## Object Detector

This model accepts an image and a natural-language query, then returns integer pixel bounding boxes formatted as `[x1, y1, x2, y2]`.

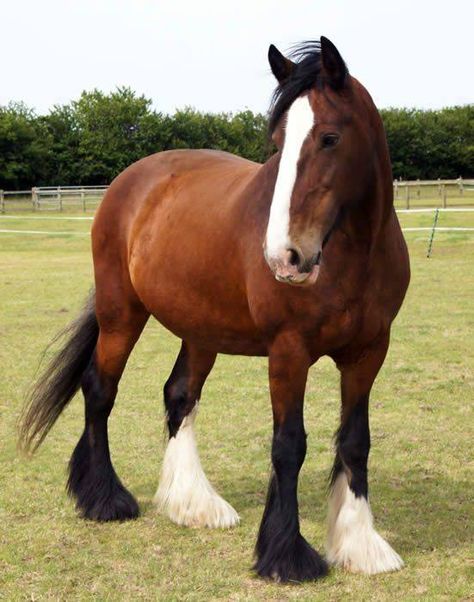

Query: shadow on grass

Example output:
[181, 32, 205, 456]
[131, 464, 472, 556]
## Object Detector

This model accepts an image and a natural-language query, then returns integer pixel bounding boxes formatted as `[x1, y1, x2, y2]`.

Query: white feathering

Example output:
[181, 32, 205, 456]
[154, 407, 240, 528]
[327, 472, 404, 574]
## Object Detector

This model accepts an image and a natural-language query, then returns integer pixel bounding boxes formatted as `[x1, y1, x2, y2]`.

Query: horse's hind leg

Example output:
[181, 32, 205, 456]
[327, 333, 404, 573]
[154, 341, 239, 528]
[67, 304, 149, 521]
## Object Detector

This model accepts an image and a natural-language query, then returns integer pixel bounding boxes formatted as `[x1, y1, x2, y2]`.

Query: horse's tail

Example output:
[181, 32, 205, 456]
[19, 290, 99, 453]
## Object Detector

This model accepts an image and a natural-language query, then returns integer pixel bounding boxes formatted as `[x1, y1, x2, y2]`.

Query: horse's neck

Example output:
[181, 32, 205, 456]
[242, 154, 280, 219]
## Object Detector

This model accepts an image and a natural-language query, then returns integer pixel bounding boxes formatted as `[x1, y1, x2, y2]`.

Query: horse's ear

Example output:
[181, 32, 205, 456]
[320, 36, 348, 90]
[268, 44, 295, 83]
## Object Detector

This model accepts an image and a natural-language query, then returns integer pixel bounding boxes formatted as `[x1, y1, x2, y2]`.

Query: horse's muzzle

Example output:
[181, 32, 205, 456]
[265, 247, 322, 286]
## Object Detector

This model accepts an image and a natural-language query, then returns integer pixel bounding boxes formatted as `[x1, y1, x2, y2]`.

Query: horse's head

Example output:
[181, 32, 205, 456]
[264, 37, 384, 286]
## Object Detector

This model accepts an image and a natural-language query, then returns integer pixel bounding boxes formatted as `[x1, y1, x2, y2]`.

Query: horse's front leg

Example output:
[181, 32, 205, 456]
[255, 333, 328, 582]
[327, 333, 404, 574]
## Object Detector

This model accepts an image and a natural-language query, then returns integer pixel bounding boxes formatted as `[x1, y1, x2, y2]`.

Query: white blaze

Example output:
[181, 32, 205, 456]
[265, 95, 315, 257]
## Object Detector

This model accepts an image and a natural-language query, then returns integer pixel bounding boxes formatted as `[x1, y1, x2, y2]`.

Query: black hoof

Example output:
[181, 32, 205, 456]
[67, 433, 139, 522]
[78, 481, 139, 522]
[254, 533, 328, 583]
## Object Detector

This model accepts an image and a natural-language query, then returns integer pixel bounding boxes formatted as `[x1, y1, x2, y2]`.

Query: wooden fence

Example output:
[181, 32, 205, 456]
[393, 178, 474, 209]
[0, 186, 108, 213]
[1, 180, 474, 213]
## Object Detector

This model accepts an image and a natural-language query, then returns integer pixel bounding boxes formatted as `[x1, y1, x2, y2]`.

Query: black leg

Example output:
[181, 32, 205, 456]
[330, 396, 370, 499]
[67, 316, 147, 521]
[67, 357, 139, 521]
[255, 334, 328, 582]
[163, 341, 199, 438]
[255, 416, 328, 581]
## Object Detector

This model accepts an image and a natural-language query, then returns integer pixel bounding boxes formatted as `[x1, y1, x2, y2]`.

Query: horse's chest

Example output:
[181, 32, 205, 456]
[302, 298, 362, 355]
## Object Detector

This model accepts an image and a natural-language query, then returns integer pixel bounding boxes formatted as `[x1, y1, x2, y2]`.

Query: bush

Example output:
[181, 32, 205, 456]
[0, 88, 472, 189]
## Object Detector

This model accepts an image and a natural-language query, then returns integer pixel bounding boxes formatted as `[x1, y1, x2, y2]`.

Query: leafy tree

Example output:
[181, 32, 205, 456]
[381, 105, 474, 179]
[0, 89, 472, 189]
[0, 103, 52, 189]
[40, 104, 81, 184]
[72, 87, 163, 184]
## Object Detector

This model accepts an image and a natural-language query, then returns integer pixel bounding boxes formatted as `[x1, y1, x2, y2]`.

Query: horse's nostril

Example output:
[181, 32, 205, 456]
[287, 248, 301, 267]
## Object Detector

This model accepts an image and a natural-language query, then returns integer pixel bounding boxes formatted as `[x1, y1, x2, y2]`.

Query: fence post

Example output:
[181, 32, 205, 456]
[426, 208, 439, 258]
[442, 184, 447, 208]
[416, 178, 421, 198]
[58, 186, 63, 211]
[81, 190, 86, 212]
[458, 176, 464, 196]
[405, 184, 410, 209]
[31, 186, 38, 210]
[0, 190, 4, 214]
[438, 177, 442, 197]
[394, 180, 398, 200]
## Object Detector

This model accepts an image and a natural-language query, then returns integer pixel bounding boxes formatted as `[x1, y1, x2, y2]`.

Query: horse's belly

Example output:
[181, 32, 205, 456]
[130, 245, 267, 355]
[143, 296, 267, 356]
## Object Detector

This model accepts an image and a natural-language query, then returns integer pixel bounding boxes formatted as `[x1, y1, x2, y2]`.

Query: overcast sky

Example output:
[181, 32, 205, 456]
[2, 0, 473, 115]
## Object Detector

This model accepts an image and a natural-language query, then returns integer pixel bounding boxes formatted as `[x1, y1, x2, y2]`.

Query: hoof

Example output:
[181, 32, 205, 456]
[327, 529, 404, 575]
[156, 408, 240, 528]
[155, 486, 239, 529]
[327, 472, 404, 574]
[68, 432, 139, 522]
[255, 533, 328, 583]
[80, 485, 140, 522]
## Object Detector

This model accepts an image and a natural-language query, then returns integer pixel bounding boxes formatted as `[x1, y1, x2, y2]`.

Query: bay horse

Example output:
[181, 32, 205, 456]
[20, 37, 410, 582]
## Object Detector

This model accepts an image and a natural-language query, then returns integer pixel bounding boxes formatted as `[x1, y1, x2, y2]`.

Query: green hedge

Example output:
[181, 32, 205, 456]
[1, 87, 472, 189]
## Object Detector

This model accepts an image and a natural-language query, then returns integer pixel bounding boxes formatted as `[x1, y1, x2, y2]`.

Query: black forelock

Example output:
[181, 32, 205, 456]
[268, 41, 322, 134]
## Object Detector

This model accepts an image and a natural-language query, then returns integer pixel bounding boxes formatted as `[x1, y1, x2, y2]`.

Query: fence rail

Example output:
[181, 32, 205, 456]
[1, 179, 474, 214]
[1, 208, 472, 260]
[393, 177, 474, 209]
[0, 186, 109, 213]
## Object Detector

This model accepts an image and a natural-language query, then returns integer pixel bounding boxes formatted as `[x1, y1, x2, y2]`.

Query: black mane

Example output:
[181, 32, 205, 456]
[268, 41, 323, 134]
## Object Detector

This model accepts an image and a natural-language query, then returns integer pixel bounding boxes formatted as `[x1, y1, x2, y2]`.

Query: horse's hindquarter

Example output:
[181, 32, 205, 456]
[123, 150, 267, 353]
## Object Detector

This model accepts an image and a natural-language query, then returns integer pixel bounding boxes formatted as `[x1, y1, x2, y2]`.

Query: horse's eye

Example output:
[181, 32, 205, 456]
[321, 133, 340, 149]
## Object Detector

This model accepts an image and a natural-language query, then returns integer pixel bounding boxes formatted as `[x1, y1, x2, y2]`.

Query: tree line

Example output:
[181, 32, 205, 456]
[0, 87, 472, 189]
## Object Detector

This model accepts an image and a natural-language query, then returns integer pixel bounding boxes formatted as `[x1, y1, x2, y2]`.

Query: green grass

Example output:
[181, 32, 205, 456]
[0, 212, 473, 600]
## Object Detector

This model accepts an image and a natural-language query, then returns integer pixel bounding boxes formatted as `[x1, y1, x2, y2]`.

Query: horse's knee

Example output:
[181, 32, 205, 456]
[338, 434, 370, 467]
[163, 377, 195, 438]
[272, 420, 307, 475]
[336, 404, 370, 497]
[81, 359, 117, 419]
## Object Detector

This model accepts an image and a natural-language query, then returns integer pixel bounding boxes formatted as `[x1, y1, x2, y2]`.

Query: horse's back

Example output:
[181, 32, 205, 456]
[92, 148, 260, 269]
[100, 149, 259, 212]
[91, 149, 265, 351]
[92, 149, 260, 251]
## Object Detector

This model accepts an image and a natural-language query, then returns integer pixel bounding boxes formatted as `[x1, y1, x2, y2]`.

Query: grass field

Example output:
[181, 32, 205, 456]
[0, 211, 473, 600]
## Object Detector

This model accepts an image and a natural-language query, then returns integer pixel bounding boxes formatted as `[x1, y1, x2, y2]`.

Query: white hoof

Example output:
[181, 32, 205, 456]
[327, 473, 403, 574]
[154, 407, 240, 529]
